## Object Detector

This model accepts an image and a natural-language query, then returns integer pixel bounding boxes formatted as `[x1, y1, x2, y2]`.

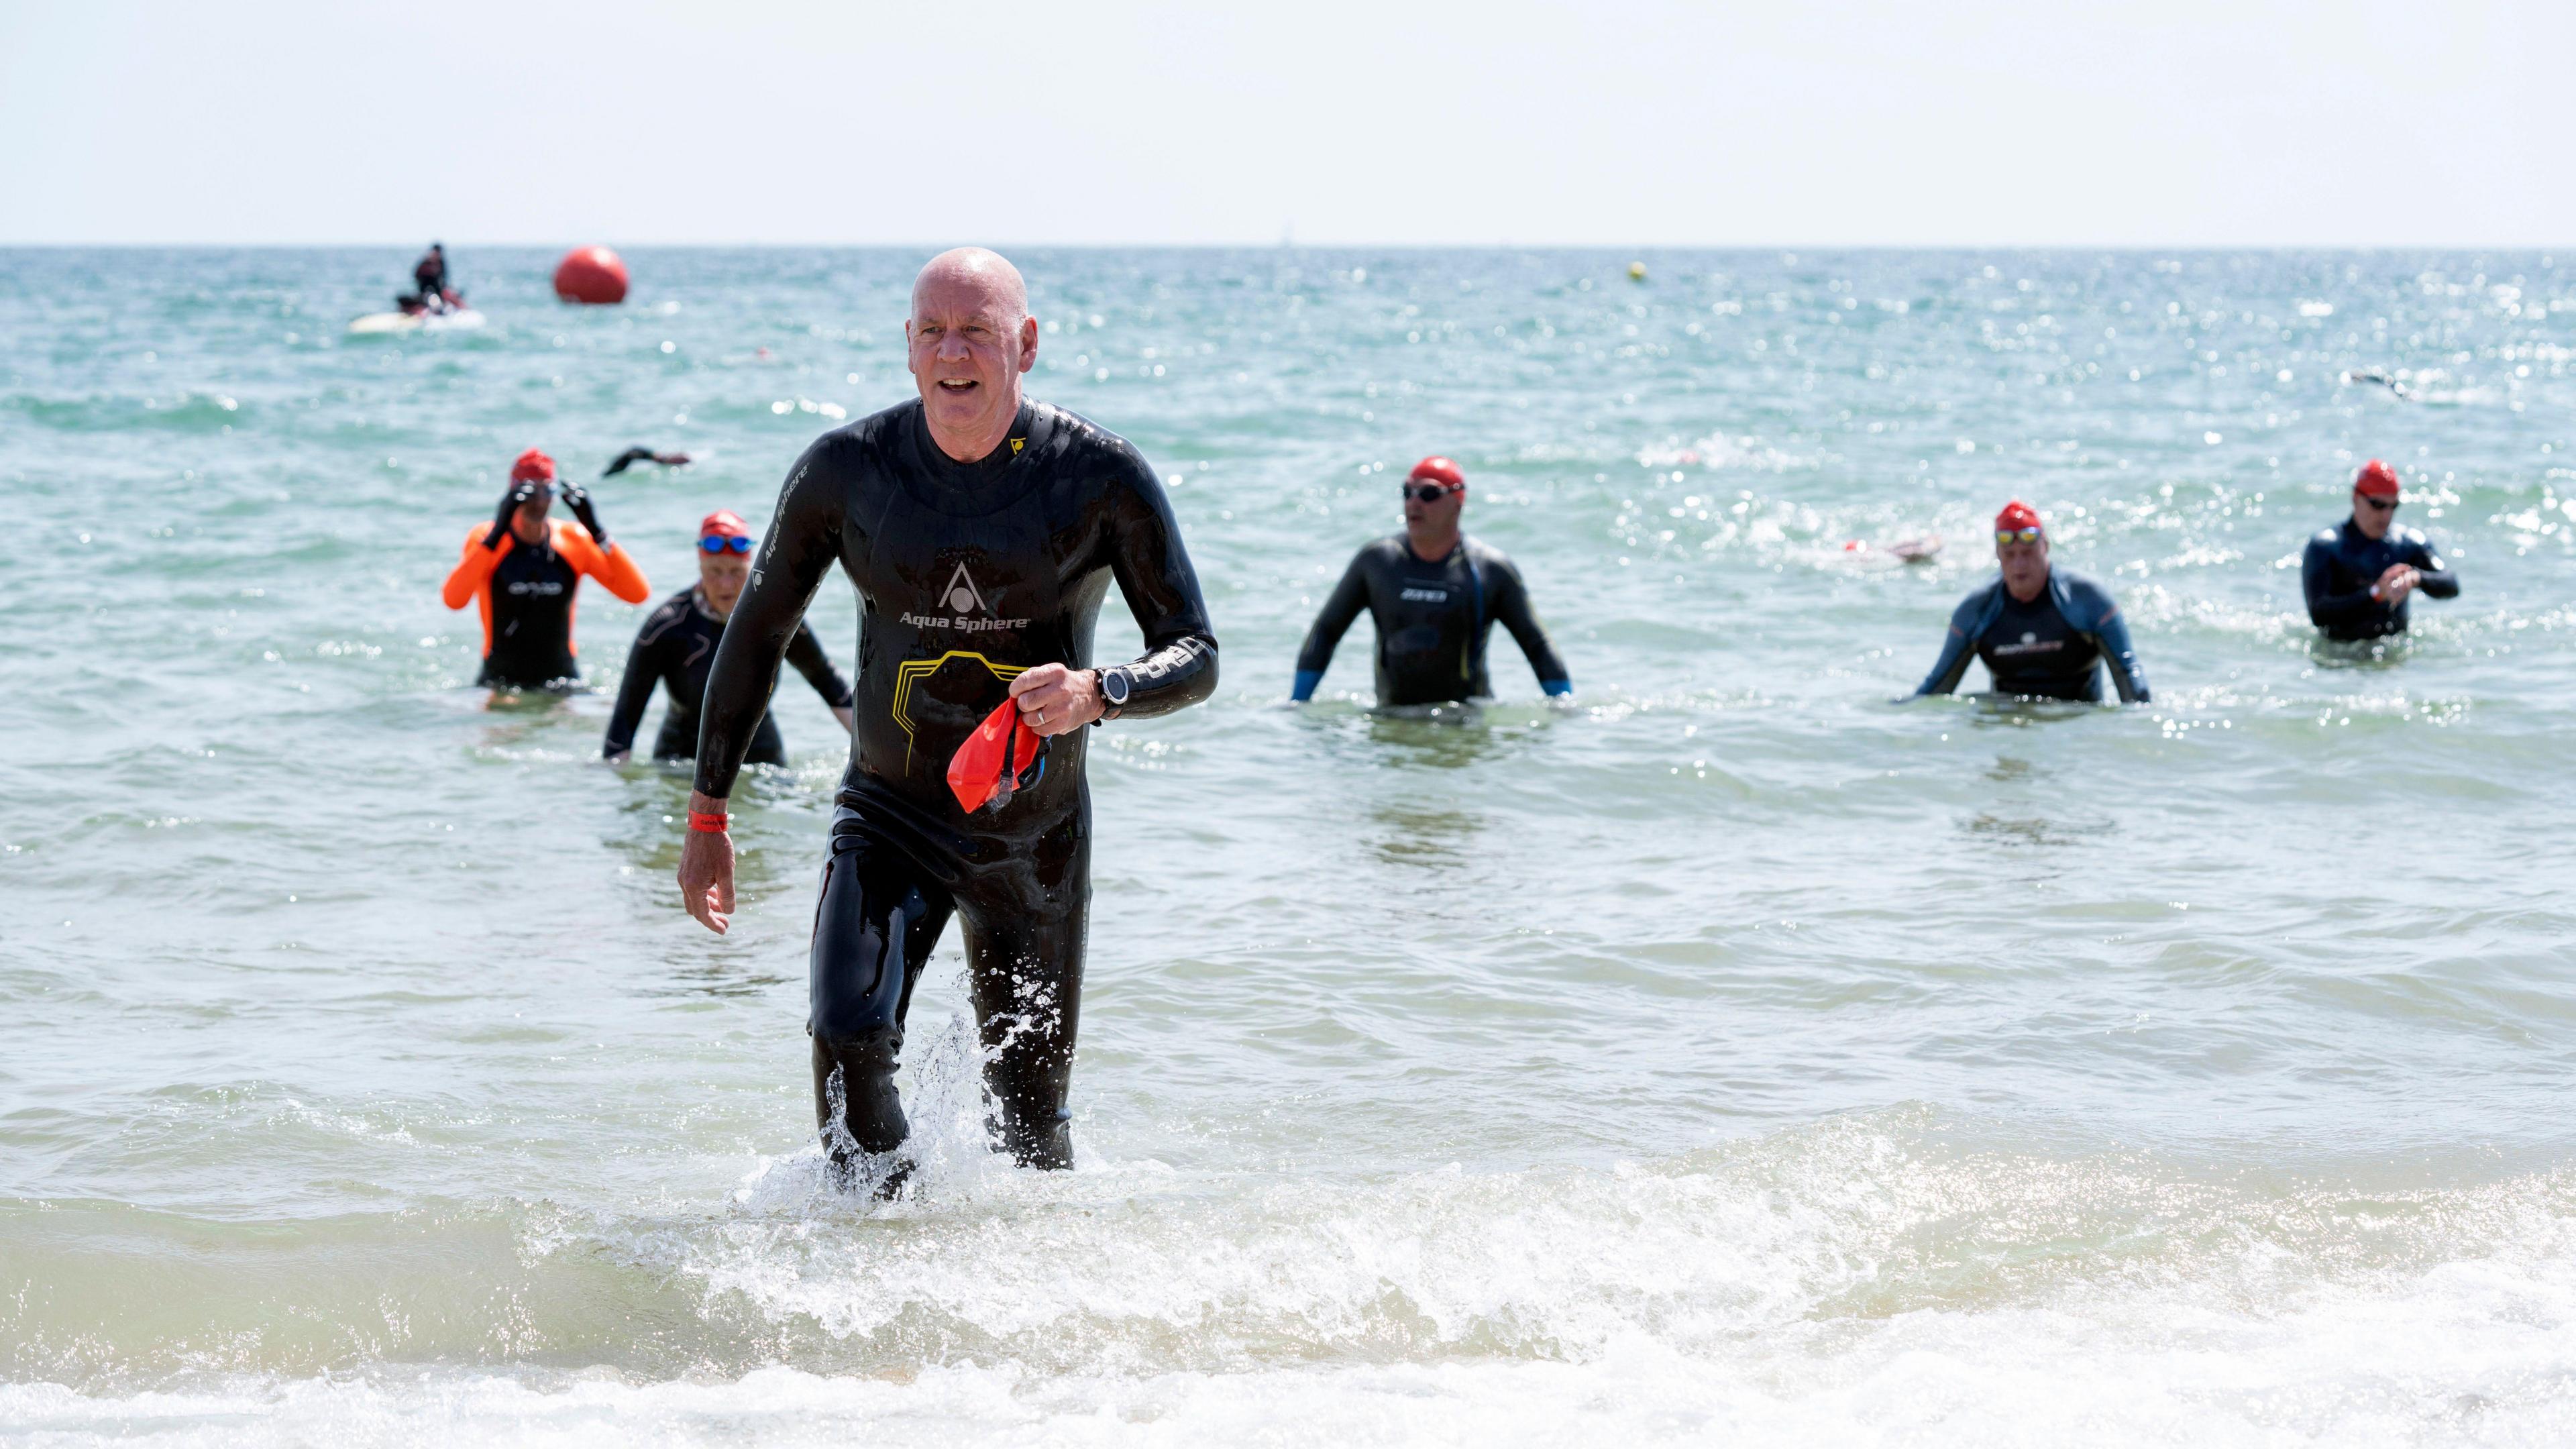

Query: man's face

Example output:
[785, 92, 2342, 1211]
[907, 271, 1037, 444]
[2352, 490, 2399, 541]
[1996, 530, 2050, 598]
[698, 548, 751, 611]
[512, 488, 552, 543]
[1403, 480, 1464, 532]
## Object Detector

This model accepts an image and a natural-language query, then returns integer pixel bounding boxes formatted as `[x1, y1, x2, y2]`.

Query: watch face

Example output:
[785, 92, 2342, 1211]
[1103, 668, 1130, 704]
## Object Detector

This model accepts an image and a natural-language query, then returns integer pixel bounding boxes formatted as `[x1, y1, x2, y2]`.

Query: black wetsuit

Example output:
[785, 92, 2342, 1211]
[604, 588, 853, 763]
[482, 539, 585, 688]
[409, 252, 447, 309]
[1291, 535, 1570, 705]
[696, 398, 1216, 1174]
[2302, 519, 2457, 641]
[1915, 568, 2150, 703]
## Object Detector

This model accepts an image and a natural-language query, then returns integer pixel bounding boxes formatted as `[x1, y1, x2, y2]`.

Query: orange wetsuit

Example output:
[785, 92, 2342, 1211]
[441, 519, 650, 688]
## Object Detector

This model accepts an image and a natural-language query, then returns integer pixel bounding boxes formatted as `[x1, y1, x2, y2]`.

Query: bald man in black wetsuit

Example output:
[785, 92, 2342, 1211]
[677, 249, 1217, 1188]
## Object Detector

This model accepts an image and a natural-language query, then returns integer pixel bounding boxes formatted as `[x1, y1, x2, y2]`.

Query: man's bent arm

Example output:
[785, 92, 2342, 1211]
[1914, 601, 1981, 697]
[602, 629, 661, 759]
[1488, 559, 1572, 696]
[1100, 451, 1219, 718]
[696, 443, 847, 798]
[2406, 537, 2460, 599]
[786, 619, 858, 710]
[1291, 556, 1370, 700]
[2091, 606, 2151, 704]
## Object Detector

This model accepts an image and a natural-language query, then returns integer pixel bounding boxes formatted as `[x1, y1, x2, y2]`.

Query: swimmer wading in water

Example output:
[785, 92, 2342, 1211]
[676, 248, 1217, 1187]
[2301, 459, 2457, 641]
[1913, 500, 2149, 704]
[604, 509, 856, 765]
[441, 448, 650, 690]
[1291, 456, 1570, 706]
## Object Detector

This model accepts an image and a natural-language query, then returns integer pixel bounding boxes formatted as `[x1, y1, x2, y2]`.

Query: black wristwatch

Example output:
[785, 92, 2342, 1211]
[1096, 665, 1132, 721]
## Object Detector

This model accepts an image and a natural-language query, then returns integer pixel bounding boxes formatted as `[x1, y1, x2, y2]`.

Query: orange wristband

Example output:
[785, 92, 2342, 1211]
[688, 810, 729, 833]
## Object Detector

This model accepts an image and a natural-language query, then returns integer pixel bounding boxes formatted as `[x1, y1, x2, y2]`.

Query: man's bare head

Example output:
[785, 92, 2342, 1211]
[907, 248, 1040, 461]
[912, 248, 1028, 324]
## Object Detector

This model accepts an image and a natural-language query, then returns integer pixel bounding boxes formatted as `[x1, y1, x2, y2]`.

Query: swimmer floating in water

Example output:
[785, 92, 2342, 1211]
[2302, 459, 2457, 642]
[1913, 500, 2149, 704]
[1291, 456, 1571, 706]
[439, 448, 650, 690]
[600, 446, 693, 477]
[604, 510, 855, 765]
[2344, 368, 2414, 400]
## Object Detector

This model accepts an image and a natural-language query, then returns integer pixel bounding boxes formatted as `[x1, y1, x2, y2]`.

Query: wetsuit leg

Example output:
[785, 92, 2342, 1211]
[953, 812, 1089, 1170]
[809, 818, 953, 1176]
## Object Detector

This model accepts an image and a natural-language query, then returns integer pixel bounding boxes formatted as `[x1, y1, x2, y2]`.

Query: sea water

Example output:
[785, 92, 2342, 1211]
[3, 246, 2573, 1444]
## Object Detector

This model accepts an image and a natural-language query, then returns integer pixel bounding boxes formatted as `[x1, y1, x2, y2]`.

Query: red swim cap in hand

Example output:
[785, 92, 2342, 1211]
[1408, 455, 1466, 489]
[947, 698, 1046, 814]
[2354, 460, 2400, 498]
[1994, 499, 2043, 534]
[512, 448, 557, 484]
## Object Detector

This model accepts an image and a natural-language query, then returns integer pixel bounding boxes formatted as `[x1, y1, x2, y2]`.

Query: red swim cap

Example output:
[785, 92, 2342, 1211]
[2353, 459, 2400, 498]
[511, 448, 557, 484]
[700, 509, 751, 539]
[1994, 499, 2043, 534]
[1409, 455, 1466, 488]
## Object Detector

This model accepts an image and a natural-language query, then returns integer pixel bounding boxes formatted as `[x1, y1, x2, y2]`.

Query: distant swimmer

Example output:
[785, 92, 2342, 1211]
[2344, 368, 2414, 401]
[676, 248, 1217, 1188]
[403, 242, 459, 315]
[1291, 456, 1571, 706]
[1914, 500, 2150, 703]
[2302, 459, 2457, 641]
[604, 510, 855, 765]
[600, 446, 694, 477]
[440, 448, 651, 690]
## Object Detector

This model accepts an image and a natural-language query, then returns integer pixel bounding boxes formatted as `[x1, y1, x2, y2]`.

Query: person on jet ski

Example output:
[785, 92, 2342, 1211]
[402, 244, 458, 314]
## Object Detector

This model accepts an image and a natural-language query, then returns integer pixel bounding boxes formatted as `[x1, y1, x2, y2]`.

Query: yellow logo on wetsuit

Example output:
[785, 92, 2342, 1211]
[889, 649, 1032, 771]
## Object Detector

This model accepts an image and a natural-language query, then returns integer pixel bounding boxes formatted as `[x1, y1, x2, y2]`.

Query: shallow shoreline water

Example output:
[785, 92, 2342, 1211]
[3, 246, 2572, 1444]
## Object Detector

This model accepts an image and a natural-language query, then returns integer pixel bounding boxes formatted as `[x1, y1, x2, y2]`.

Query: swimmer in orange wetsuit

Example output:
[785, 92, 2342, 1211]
[441, 447, 651, 689]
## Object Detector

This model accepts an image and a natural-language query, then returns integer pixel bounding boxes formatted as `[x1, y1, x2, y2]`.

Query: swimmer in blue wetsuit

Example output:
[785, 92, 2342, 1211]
[1291, 456, 1571, 706]
[2301, 458, 2458, 642]
[1914, 499, 2150, 704]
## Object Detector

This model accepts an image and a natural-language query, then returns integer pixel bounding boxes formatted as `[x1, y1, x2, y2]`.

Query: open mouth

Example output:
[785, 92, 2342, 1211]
[936, 378, 978, 393]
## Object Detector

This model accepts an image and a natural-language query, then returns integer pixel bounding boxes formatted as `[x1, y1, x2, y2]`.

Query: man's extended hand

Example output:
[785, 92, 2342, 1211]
[1007, 663, 1104, 737]
[2375, 562, 2420, 606]
[677, 789, 736, 934]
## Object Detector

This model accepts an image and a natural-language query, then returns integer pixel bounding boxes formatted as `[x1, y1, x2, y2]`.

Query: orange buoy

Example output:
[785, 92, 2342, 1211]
[553, 246, 629, 305]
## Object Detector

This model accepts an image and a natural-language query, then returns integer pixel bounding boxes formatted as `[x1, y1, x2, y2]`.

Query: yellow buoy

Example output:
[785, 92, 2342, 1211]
[1627, 261, 1648, 281]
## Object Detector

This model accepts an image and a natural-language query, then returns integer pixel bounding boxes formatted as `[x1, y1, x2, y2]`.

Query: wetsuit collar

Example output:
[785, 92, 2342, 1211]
[911, 400, 1038, 470]
[901, 400, 1051, 515]
[1405, 531, 1462, 565]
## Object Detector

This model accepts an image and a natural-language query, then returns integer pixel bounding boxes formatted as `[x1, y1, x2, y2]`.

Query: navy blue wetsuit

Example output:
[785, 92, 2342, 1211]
[1915, 568, 2149, 703]
[2301, 519, 2457, 641]
[604, 587, 853, 763]
[1291, 535, 1570, 705]
[694, 398, 1216, 1176]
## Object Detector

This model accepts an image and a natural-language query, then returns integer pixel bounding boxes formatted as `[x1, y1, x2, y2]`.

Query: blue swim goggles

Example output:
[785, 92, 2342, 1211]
[698, 534, 754, 554]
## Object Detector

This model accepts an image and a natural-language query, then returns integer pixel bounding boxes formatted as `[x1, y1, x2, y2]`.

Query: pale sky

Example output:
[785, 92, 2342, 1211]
[5, 0, 2568, 246]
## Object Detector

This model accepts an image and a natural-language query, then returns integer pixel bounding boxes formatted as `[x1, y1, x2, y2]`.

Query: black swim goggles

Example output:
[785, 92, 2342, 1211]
[2357, 495, 2400, 513]
[1405, 482, 1464, 504]
[698, 535, 755, 554]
